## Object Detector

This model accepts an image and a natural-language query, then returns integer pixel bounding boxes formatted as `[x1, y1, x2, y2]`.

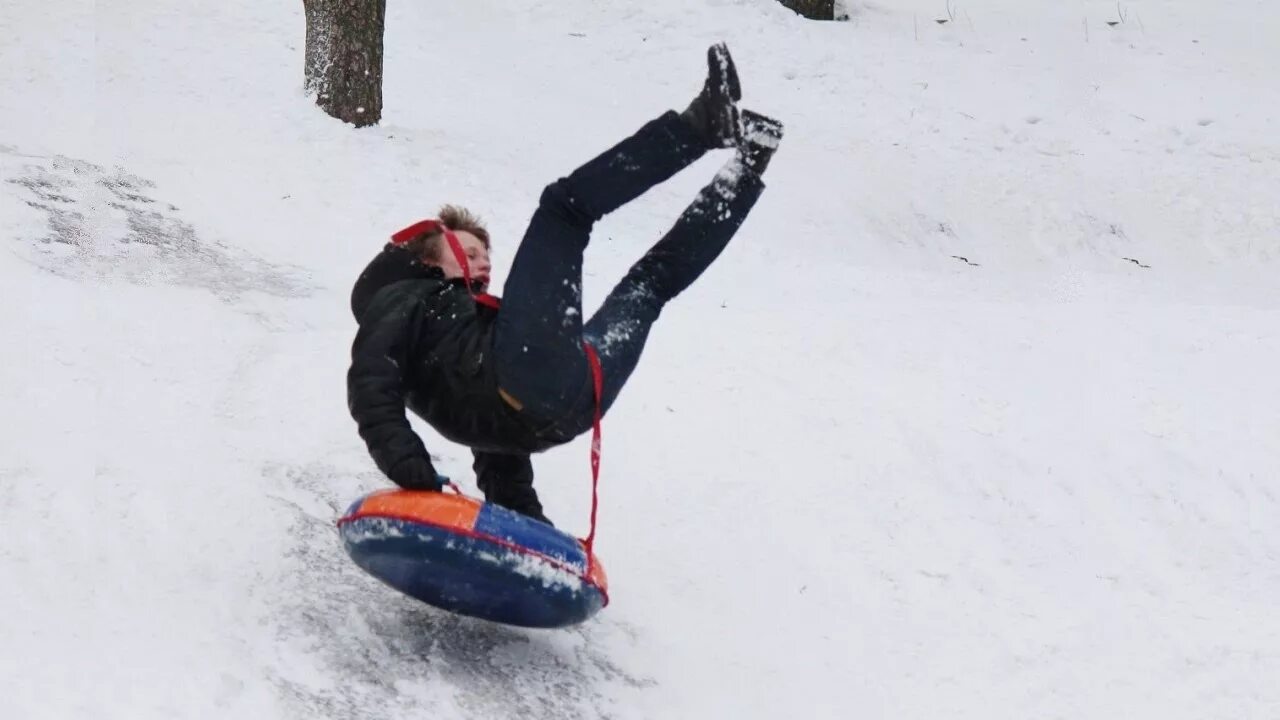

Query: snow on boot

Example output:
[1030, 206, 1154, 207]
[739, 109, 784, 175]
[680, 43, 743, 148]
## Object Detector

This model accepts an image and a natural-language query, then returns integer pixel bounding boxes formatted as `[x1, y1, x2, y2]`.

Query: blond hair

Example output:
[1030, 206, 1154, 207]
[402, 204, 491, 262]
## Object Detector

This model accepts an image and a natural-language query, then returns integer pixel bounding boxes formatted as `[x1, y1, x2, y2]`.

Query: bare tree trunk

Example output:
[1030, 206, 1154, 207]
[303, 0, 386, 127]
[777, 0, 835, 20]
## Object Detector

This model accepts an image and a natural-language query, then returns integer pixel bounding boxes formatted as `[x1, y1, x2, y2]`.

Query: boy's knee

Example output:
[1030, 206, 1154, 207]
[540, 181, 597, 229]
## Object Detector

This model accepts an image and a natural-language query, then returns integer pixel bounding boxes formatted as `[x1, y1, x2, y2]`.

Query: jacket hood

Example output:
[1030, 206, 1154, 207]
[350, 243, 444, 322]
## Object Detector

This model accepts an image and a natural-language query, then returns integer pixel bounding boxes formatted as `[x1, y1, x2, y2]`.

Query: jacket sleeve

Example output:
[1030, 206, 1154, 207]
[347, 282, 432, 479]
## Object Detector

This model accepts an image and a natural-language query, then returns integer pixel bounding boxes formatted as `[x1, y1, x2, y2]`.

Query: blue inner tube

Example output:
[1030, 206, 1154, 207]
[339, 491, 608, 629]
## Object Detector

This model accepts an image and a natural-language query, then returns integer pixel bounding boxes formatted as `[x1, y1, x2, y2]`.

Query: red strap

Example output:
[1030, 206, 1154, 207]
[389, 219, 499, 308]
[582, 342, 604, 577]
[441, 227, 501, 309]
[391, 219, 442, 245]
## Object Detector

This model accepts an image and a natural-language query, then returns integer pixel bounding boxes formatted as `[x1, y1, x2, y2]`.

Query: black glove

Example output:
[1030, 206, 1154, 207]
[388, 456, 443, 492]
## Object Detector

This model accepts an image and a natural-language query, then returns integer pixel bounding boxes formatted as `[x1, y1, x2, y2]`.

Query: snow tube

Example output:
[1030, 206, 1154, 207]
[337, 489, 609, 628]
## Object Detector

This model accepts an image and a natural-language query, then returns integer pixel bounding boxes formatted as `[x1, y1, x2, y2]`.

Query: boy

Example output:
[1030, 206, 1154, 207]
[348, 44, 782, 525]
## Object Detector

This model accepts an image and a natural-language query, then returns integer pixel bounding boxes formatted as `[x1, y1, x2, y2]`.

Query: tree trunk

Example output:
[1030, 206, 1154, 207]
[777, 0, 835, 21]
[303, 0, 386, 127]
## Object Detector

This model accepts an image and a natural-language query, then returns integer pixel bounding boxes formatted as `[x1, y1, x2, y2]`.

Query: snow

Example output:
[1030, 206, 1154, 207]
[2, 0, 1278, 718]
[481, 550, 584, 593]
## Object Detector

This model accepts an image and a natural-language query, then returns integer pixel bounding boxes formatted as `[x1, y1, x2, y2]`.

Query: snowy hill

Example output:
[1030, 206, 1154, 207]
[2, 1, 1277, 718]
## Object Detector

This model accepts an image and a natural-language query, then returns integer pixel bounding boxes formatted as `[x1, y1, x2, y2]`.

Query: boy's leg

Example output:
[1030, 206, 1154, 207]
[493, 44, 747, 427]
[578, 111, 782, 417]
[582, 153, 768, 416]
[473, 450, 551, 525]
[493, 111, 708, 424]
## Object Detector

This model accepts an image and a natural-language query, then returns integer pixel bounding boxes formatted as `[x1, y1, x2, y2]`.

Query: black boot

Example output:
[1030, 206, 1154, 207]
[474, 452, 554, 526]
[680, 43, 743, 148]
[481, 476, 553, 526]
[491, 490, 554, 527]
[738, 109, 784, 176]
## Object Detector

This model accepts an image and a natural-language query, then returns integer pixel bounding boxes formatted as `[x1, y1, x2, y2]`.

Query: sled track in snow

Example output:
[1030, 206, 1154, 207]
[1, 145, 313, 303]
[262, 462, 655, 720]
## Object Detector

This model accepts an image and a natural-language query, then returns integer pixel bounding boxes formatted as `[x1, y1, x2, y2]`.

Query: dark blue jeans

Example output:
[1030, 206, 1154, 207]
[492, 110, 766, 441]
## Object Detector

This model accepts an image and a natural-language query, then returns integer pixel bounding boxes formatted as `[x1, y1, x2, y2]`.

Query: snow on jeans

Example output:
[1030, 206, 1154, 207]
[492, 109, 766, 441]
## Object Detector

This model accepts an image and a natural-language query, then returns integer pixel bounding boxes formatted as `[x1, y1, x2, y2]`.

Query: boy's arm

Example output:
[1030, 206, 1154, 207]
[347, 283, 440, 490]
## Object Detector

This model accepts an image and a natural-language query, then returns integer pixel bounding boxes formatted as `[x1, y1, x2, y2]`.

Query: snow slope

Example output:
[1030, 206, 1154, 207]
[2, 0, 1277, 718]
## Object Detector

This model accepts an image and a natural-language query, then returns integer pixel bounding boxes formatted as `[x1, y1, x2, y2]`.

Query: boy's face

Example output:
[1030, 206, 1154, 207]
[434, 231, 492, 290]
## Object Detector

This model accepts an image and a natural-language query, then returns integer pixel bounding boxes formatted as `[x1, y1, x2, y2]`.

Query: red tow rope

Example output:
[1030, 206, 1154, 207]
[392, 219, 606, 589]
[582, 342, 604, 575]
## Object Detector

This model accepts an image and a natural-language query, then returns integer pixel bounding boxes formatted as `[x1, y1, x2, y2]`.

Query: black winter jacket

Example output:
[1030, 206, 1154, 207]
[346, 245, 561, 482]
